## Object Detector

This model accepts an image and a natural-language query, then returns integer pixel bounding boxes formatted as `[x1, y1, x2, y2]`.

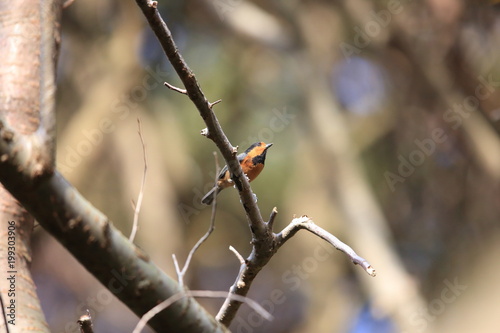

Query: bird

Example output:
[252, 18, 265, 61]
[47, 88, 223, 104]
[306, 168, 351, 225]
[201, 142, 273, 205]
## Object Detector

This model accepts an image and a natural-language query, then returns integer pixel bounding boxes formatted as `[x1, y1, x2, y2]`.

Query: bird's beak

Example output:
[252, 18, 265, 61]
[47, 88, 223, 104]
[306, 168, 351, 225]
[265, 143, 273, 150]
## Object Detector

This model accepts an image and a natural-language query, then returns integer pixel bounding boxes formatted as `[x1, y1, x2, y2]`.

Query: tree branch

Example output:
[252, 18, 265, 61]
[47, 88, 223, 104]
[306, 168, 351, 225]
[0, 122, 229, 332]
[275, 216, 376, 276]
[133, 290, 273, 333]
[216, 213, 375, 325]
[0, 1, 62, 332]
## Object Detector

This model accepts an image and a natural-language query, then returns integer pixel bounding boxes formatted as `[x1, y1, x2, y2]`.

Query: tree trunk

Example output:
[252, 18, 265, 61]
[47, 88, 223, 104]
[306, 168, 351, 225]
[0, 0, 60, 331]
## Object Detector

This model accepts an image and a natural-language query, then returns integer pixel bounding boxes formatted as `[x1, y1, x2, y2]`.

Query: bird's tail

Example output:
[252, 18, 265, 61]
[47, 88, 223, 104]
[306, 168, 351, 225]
[201, 187, 220, 205]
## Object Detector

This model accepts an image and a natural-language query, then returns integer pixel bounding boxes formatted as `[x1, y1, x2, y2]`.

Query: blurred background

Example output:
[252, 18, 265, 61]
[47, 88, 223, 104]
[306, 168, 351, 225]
[31, 0, 500, 332]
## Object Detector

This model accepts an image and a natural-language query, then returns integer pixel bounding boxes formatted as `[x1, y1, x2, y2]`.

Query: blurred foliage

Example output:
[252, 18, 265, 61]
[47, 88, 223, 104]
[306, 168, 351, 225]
[31, 0, 500, 332]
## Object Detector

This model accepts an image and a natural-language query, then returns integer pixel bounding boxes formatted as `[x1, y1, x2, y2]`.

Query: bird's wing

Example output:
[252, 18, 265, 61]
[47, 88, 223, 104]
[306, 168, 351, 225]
[215, 152, 247, 181]
[237, 152, 246, 163]
[217, 164, 229, 180]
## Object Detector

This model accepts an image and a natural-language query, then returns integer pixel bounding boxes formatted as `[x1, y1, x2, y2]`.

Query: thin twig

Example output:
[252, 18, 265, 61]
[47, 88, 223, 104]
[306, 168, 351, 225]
[172, 254, 182, 286]
[173, 152, 220, 288]
[209, 99, 222, 108]
[276, 216, 376, 277]
[164, 82, 187, 95]
[129, 118, 147, 243]
[133, 290, 273, 333]
[229, 245, 245, 265]
[267, 207, 278, 231]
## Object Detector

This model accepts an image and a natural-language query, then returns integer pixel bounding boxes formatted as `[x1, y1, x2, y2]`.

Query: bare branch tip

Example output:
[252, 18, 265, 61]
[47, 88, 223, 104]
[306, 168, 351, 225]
[365, 264, 377, 277]
[164, 82, 187, 95]
[267, 207, 279, 230]
[148, 0, 158, 8]
[172, 254, 179, 270]
[229, 245, 245, 265]
[209, 99, 222, 108]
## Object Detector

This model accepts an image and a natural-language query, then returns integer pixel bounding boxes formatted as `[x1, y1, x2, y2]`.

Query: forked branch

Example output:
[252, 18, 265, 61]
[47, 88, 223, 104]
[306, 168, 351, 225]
[216, 213, 375, 325]
[276, 216, 376, 276]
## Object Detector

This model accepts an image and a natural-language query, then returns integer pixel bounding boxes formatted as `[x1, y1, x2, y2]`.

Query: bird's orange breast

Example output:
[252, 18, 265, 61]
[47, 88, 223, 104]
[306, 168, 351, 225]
[241, 158, 264, 182]
[216, 155, 266, 190]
